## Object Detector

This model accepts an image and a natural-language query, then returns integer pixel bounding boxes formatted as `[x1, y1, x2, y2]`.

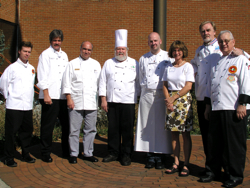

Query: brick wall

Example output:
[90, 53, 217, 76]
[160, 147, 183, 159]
[0, 0, 16, 23]
[4, 0, 250, 68]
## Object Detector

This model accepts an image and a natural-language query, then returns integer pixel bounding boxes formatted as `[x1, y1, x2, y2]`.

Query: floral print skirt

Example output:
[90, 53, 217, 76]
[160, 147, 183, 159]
[166, 91, 193, 132]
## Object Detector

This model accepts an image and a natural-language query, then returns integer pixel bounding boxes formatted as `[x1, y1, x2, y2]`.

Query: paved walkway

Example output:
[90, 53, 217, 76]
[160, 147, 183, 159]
[0, 135, 250, 188]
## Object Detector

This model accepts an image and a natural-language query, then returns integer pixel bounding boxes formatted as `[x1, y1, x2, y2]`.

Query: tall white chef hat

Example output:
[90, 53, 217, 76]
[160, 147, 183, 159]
[115, 29, 128, 48]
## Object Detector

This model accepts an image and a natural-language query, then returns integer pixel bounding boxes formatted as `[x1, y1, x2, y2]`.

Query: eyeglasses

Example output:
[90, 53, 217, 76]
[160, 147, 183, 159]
[218, 39, 232, 45]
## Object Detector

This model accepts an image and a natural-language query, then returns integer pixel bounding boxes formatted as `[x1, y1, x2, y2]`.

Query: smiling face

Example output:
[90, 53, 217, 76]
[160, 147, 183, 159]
[172, 48, 183, 61]
[115, 47, 127, 62]
[200, 23, 216, 44]
[50, 37, 62, 52]
[218, 32, 235, 56]
[80, 42, 93, 60]
[18, 46, 32, 63]
[148, 32, 162, 54]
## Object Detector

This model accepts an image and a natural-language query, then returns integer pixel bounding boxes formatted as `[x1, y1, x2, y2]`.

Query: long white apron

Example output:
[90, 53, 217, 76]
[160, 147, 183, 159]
[134, 88, 172, 154]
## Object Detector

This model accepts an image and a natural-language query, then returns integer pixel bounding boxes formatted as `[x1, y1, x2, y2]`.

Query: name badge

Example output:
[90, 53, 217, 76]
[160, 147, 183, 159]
[75, 68, 80, 70]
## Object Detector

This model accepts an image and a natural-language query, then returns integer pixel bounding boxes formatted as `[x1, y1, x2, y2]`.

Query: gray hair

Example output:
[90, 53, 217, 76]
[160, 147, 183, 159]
[49, 29, 64, 42]
[80, 41, 94, 50]
[218, 30, 234, 40]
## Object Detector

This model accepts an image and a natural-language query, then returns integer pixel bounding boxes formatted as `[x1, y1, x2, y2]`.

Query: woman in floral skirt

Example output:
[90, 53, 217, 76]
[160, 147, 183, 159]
[162, 40, 195, 177]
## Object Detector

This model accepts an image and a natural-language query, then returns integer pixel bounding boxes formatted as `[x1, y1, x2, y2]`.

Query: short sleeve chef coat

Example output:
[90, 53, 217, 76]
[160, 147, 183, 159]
[205, 54, 250, 110]
[62, 56, 101, 110]
[37, 46, 68, 100]
[0, 58, 35, 110]
[99, 57, 139, 104]
[139, 49, 174, 90]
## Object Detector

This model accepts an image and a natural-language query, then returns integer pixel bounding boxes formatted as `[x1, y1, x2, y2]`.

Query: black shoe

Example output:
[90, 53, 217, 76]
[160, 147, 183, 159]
[42, 155, 53, 163]
[198, 175, 214, 183]
[155, 161, 164, 169]
[69, 157, 77, 164]
[223, 179, 243, 188]
[121, 156, 131, 166]
[102, 154, 118, 162]
[5, 158, 17, 167]
[23, 155, 36, 163]
[83, 156, 98, 162]
[145, 161, 155, 169]
[199, 169, 207, 176]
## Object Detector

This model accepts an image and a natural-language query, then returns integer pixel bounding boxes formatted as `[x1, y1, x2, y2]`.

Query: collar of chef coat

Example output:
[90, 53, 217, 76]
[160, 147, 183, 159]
[17, 58, 29, 68]
[148, 49, 163, 64]
[204, 38, 217, 46]
[49, 45, 62, 58]
[114, 57, 127, 68]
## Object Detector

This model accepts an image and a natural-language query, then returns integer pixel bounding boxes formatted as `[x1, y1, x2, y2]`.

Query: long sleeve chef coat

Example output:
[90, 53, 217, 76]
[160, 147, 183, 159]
[99, 57, 139, 104]
[191, 38, 250, 101]
[37, 46, 68, 100]
[62, 56, 101, 110]
[205, 54, 250, 111]
[191, 39, 222, 101]
[139, 49, 174, 90]
[0, 58, 35, 110]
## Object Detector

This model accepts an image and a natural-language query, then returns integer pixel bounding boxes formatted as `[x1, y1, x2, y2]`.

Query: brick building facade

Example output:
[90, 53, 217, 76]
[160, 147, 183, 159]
[0, 0, 250, 69]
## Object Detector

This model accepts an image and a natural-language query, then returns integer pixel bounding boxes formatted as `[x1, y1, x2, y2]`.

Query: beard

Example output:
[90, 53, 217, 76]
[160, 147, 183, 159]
[115, 51, 128, 62]
[203, 36, 212, 43]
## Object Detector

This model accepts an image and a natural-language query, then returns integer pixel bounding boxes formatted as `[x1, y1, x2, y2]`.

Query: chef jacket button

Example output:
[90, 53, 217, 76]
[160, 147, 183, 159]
[148, 82, 150, 83]
[121, 81, 122, 82]
[218, 101, 220, 103]
[205, 73, 206, 74]
[123, 73, 125, 75]
[206, 83, 207, 84]
[158, 67, 160, 69]
[119, 89, 121, 91]
[206, 62, 208, 64]
[115, 72, 117, 74]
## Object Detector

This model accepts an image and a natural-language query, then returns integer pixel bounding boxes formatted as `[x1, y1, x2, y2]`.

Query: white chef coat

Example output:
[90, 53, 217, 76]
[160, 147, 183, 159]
[205, 54, 250, 111]
[191, 38, 250, 101]
[191, 39, 222, 101]
[99, 57, 139, 104]
[134, 49, 173, 154]
[162, 62, 195, 90]
[62, 56, 101, 110]
[139, 49, 174, 90]
[37, 46, 68, 100]
[0, 58, 35, 110]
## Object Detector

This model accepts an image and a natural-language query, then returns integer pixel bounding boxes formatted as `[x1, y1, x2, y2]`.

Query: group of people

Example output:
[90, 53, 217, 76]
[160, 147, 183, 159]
[0, 20, 250, 188]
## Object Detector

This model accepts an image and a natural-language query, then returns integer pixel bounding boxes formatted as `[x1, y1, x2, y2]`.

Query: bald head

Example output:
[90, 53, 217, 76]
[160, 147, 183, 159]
[148, 32, 162, 54]
[80, 41, 93, 60]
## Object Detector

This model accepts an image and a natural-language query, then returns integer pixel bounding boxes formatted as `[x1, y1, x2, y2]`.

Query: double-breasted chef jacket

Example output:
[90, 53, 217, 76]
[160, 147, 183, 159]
[37, 46, 68, 100]
[0, 58, 35, 160]
[205, 54, 250, 110]
[204, 53, 250, 181]
[0, 58, 35, 110]
[36, 45, 70, 157]
[134, 49, 174, 154]
[62, 56, 101, 110]
[99, 57, 140, 103]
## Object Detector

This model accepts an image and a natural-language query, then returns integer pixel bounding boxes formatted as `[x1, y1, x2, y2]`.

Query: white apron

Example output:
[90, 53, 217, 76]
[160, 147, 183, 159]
[134, 87, 172, 154]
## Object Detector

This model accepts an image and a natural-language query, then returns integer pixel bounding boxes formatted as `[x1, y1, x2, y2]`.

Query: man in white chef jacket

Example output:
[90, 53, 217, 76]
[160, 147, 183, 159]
[37, 29, 70, 162]
[99, 29, 139, 166]
[0, 41, 36, 167]
[62, 41, 101, 164]
[134, 32, 173, 169]
[198, 30, 250, 188]
[191, 21, 249, 173]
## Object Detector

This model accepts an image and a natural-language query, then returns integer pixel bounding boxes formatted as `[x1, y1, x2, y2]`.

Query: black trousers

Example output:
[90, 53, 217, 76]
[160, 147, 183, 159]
[4, 109, 33, 160]
[197, 100, 210, 157]
[206, 110, 249, 181]
[107, 102, 135, 157]
[40, 99, 69, 156]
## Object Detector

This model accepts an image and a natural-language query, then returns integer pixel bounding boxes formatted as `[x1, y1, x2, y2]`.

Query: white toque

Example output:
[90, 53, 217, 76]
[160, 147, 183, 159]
[115, 29, 128, 48]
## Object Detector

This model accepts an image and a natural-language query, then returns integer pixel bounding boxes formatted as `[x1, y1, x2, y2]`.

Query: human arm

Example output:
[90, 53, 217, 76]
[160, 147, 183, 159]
[100, 96, 108, 112]
[163, 81, 174, 111]
[0, 65, 12, 99]
[66, 94, 74, 109]
[165, 81, 193, 105]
